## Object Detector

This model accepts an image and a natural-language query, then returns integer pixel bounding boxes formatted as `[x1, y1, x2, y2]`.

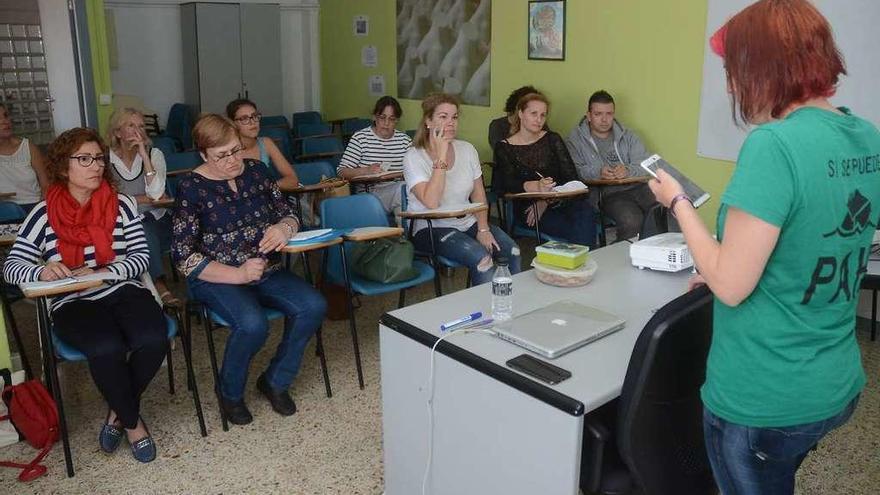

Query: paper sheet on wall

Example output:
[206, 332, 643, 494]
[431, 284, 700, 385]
[353, 15, 369, 36]
[369, 75, 386, 97]
[362, 45, 378, 67]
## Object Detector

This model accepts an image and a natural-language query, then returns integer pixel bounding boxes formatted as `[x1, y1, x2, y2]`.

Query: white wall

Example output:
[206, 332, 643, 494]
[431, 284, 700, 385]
[106, 0, 320, 126]
[38, 0, 83, 132]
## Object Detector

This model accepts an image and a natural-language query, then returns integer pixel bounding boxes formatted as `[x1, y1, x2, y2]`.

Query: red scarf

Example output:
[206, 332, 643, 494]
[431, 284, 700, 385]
[46, 180, 118, 268]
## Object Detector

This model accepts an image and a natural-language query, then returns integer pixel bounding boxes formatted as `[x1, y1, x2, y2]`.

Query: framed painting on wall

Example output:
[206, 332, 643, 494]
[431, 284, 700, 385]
[528, 0, 565, 61]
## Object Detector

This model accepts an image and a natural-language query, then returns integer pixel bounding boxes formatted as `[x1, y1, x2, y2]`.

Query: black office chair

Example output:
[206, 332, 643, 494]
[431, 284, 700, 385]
[580, 285, 717, 495]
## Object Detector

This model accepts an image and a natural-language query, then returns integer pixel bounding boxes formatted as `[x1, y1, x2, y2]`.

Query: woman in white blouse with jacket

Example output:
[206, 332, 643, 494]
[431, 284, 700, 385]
[107, 108, 176, 306]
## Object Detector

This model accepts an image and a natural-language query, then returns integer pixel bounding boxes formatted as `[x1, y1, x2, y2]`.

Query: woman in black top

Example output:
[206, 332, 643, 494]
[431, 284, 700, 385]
[493, 92, 596, 246]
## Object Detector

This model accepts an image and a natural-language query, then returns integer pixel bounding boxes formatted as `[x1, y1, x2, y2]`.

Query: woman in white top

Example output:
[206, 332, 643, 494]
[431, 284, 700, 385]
[403, 93, 521, 286]
[338, 96, 412, 215]
[0, 103, 49, 213]
[227, 98, 300, 191]
[107, 108, 177, 306]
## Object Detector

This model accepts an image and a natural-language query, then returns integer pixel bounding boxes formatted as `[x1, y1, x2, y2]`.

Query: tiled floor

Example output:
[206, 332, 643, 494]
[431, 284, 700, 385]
[1, 263, 878, 494]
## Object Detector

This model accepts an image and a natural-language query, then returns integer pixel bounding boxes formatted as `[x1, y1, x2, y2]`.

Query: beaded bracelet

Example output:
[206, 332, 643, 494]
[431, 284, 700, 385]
[669, 193, 693, 218]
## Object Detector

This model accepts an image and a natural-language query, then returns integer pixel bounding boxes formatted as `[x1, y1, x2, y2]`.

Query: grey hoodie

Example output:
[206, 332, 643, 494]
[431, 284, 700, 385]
[564, 117, 652, 181]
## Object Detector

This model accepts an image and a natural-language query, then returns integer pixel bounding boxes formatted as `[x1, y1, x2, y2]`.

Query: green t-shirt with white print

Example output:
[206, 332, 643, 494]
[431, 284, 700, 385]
[702, 107, 880, 427]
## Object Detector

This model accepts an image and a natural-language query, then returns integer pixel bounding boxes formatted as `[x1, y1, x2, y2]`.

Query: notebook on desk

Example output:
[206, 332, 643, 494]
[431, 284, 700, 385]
[494, 300, 625, 359]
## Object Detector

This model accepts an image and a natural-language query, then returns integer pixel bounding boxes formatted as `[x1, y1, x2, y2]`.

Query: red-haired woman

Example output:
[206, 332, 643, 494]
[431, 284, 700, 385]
[648, 1, 880, 493]
[3, 128, 166, 463]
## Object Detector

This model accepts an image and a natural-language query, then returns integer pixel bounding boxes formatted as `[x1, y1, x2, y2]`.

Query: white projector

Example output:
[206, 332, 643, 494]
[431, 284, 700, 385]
[629, 232, 693, 272]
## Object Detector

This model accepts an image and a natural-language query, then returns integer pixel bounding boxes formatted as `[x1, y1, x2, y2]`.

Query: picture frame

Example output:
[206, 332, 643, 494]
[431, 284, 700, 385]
[528, 0, 565, 61]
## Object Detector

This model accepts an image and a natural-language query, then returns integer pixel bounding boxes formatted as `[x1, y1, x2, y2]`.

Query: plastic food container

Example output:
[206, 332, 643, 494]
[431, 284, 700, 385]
[534, 241, 590, 269]
[531, 259, 598, 287]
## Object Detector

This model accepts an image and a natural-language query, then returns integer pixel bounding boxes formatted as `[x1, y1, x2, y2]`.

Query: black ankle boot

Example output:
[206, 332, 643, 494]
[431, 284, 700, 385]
[220, 397, 253, 425]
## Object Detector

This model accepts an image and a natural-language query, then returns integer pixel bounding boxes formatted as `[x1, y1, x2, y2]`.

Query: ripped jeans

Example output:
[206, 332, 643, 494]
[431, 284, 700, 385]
[413, 223, 521, 286]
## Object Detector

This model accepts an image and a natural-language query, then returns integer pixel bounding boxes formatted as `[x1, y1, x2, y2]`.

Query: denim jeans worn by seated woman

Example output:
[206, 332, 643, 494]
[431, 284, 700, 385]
[413, 223, 521, 286]
[189, 269, 327, 401]
[702, 395, 860, 495]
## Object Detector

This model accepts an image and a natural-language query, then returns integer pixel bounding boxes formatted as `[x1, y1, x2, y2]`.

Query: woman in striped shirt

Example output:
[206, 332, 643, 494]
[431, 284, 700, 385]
[3, 128, 167, 463]
[337, 96, 412, 215]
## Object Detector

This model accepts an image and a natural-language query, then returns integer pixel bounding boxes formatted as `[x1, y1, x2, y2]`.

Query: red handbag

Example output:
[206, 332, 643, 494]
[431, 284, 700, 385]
[0, 369, 58, 482]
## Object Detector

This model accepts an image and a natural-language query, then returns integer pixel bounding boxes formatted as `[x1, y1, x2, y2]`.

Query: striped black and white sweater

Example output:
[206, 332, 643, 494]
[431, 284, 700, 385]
[2, 193, 149, 311]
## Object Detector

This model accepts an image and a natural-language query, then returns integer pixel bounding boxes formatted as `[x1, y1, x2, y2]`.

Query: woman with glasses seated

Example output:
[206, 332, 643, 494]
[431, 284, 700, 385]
[172, 114, 325, 426]
[106, 107, 178, 306]
[3, 128, 167, 463]
[227, 98, 300, 190]
[337, 95, 411, 215]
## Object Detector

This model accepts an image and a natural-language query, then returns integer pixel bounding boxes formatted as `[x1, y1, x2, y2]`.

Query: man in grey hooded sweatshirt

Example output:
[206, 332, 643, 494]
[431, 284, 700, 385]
[565, 90, 659, 241]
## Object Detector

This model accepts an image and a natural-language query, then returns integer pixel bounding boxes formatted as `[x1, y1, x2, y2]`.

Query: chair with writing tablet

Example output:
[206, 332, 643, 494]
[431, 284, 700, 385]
[321, 194, 435, 388]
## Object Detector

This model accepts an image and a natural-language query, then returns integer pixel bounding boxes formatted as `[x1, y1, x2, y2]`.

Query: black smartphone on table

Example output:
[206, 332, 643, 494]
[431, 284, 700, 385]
[506, 354, 572, 385]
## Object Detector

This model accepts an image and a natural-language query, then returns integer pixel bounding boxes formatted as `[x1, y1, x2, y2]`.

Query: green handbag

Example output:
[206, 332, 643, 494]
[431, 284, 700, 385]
[350, 237, 419, 284]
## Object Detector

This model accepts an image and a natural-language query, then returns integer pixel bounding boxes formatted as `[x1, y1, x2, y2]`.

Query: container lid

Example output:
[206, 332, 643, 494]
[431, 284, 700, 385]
[534, 241, 590, 258]
[531, 258, 598, 277]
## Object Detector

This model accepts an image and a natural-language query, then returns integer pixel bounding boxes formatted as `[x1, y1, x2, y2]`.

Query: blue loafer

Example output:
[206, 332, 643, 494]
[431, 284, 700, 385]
[128, 418, 157, 463]
[98, 422, 124, 453]
[129, 435, 157, 463]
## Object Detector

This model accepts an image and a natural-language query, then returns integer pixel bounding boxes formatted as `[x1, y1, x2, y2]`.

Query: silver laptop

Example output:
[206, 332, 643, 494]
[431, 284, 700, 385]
[494, 300, 626, 359]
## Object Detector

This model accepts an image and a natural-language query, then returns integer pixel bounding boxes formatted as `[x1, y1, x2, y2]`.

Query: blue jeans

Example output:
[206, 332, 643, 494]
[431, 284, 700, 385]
[190, 269, 327, 401]
[534, 197, 597, 247]
[142, 213, 172, 279]
[702, 396, 860, 495]
[413, 223, 521, 286]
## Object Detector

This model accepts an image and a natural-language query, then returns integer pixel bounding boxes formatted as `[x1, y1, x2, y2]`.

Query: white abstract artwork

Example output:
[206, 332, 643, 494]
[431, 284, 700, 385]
[396, 0, 491, 106]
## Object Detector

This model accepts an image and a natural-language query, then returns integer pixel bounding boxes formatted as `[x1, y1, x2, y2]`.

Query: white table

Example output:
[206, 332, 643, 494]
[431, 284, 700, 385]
[379, 241, 692, 494]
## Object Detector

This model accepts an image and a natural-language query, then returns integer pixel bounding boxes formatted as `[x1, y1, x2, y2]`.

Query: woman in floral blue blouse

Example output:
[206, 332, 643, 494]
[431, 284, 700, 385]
[172, 114, 326, 426]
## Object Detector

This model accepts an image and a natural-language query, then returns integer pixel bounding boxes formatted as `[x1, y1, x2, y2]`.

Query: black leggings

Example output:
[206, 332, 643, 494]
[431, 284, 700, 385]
[53, 285, 168, 429]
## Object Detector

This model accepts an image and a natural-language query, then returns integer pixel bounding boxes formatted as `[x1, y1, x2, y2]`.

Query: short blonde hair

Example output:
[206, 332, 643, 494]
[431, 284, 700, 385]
[106, 107, 150, 151]
[192, 113, 240, 152]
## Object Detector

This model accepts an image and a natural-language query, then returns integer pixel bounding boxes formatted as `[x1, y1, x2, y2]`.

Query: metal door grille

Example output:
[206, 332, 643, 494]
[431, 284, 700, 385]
[0, 23, 54, 145]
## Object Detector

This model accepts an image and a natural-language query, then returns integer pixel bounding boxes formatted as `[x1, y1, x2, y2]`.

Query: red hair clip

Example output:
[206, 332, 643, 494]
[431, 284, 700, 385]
[710, 24, 727, 58]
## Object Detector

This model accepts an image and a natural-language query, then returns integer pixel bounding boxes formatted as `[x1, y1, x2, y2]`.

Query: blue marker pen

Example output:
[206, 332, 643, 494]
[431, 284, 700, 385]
[440, 312, 482, 332]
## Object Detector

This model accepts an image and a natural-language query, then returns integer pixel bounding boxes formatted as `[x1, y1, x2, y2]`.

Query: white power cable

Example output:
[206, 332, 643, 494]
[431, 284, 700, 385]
[421, 327, 497, 495]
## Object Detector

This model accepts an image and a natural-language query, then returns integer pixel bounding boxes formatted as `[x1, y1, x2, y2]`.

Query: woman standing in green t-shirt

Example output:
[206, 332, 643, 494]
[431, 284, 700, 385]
[649, 1, 880, 494]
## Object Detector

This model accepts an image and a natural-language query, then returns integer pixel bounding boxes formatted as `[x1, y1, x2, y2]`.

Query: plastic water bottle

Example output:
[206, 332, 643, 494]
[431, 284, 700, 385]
[492, 256, 513, 328]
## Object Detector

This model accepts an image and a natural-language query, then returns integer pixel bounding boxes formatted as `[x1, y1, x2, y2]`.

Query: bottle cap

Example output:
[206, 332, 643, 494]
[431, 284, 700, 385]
[495, 256, 509, 266]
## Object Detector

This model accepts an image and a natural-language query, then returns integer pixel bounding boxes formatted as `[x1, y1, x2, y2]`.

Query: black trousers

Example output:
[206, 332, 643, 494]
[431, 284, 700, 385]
[53, 284, 167, 429]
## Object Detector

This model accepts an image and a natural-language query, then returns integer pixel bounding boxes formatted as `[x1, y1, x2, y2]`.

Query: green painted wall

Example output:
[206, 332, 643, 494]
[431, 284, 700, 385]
[0, 313, 10, 371]
[85, 0, 113, 134]
[320, 0, 734, 226]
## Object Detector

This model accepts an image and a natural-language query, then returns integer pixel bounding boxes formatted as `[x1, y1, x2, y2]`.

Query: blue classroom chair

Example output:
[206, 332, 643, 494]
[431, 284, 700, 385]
[292, 111, 323, 129]
[258, 126, 294, 163]
[46, 311, 206, 476]
[321, 194, 435, 388]
[400, 184, 465, 296]
[159, 103, 193, 151]
[151, 136, 177, 160]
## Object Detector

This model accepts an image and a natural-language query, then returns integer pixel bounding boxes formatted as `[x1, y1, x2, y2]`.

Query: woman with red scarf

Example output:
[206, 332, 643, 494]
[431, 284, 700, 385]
[3, 128, 166, 463]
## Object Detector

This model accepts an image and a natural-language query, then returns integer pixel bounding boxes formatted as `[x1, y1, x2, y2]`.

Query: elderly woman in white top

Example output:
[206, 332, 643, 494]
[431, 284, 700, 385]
[0, 102, 49, 213]
[106, 108, 176, 306]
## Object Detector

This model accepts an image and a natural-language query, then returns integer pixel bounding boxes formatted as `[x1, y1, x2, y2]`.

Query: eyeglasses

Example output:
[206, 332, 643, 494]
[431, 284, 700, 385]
[234, 113, 261, 124]
[211, 146, 243, 162]
[376, 114, 399, 123]
[69, 154, 106, 167]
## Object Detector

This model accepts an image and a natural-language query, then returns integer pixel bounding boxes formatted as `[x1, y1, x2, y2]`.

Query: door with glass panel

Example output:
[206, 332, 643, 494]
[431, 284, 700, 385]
[0, 0, 55, 146]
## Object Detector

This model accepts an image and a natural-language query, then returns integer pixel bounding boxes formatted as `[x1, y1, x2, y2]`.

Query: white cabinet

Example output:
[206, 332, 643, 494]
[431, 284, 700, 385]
[181, 3, 282, 116]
